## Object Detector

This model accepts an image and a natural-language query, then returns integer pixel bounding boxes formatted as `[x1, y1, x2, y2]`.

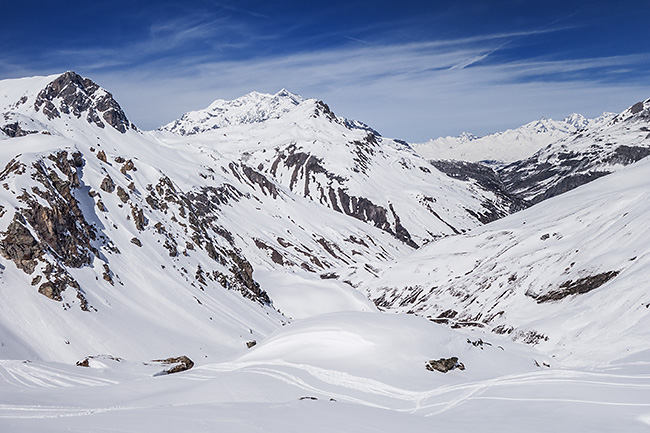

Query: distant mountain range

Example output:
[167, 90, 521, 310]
[412, 112, 615, 163]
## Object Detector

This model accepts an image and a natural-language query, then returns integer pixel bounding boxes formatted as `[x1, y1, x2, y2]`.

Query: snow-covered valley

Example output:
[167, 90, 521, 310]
[1, 72, 649, 431]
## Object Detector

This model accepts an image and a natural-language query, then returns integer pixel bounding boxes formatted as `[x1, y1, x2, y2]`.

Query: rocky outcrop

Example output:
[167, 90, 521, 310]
[34, 71, 133, 133]
[430, 159, 527, 218]
[425, 357, 465, 373]
[0, 122, 37, 138]
[150, 356, 194, 375]
[0, 214, 42, 274]
[532, 271, 620, 303]
[0, 151, 99, 308]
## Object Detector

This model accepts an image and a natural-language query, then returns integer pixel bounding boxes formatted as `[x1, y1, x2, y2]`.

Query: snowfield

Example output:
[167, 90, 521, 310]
[1, 72, 649, 432]
[1, 313, 649, 432]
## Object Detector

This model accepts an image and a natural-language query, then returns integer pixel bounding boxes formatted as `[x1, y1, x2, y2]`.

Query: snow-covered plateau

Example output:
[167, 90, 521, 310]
[1, 72, 649, 432]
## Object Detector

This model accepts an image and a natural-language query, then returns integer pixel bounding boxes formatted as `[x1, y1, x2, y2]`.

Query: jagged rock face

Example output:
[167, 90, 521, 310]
[430, 160, 527, 221]
[495, 99, 650, 205]
[34, 71, 133, 133]
[0, 147, 274, 311]
[428, 99, 650, 208]
[150, 356, 194, 375]
[0, 214, 42, 274]
[0, 151, 97, 306]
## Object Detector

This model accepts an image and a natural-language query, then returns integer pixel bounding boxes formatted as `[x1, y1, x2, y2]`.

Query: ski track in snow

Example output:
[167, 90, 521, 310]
[1, 360, 649, 422]
[0, 360, 118, 389]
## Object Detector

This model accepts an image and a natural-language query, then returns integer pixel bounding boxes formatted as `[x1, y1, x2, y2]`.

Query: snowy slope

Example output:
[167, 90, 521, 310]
[1, 71, 650, 432]
[161, 89, 304, 135]
[0, 72, 523, 363]
[158, 90, 522, 248]
[1, 312, 649, 432]
[355, 154, 650, 367]
[499, 98, 650, 204]
[413, 113, 614, 163]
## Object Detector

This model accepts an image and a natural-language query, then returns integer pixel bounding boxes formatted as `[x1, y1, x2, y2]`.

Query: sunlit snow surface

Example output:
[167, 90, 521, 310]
[412, 113, 615, 163]
[1, 75, 649, 431]
[1, 312, 650, 432]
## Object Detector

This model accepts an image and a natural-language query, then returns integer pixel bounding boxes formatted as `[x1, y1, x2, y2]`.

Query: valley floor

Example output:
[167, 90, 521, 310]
[1, 312, 649, 432]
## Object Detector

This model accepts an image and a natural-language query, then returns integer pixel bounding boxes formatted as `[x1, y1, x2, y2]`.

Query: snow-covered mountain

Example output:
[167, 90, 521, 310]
[0, 72, 524, 362]
[1, 71, 650, 432]
[413, 113, 615, 163]
[498, 98, 650, 204]
[161, 89, 304, 135]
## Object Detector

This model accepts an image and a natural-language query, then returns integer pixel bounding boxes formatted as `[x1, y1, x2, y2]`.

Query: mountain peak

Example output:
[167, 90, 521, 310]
[162, 89, 308, 135]
[610, 98, 650, 125]
[32, 71, 134, 133]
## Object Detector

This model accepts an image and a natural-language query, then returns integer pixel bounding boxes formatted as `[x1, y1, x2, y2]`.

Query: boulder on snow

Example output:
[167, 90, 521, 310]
[150, 356, 194, 376]
[425, 357, 465, 373]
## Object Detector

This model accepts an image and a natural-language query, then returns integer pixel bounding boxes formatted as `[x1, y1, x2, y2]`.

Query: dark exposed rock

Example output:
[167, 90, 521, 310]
[76, 355, 123, 367]
[254, 238, 289, 266]
[131, 205, 147, 231]
[227, 250, 271, 304]
[242, 165, 279, 198]
[498, 139, 650, 206]
[140, 176, 270, 305]
[533, 270, 620, 303]
[23, 155, 97, 268]
[33, 71, 132, 133]
[514, 329, 549, 345]
[389, 203, 418, 248]
[130, 237, 142, 247]
[0, 158, 27, 180]
[120, 159, 136, 175]
[0, 153, 102, 307]
[630, 101, 645, 114]
[102, 264, 114, 285]
[116, 186, 129, 203]
[467, 338, 492, 349]
[150, 356, 194, 375]
[351, 133, 379, 175]
[313, 100, 338, 122]
[96, 150, 107, 163]
[606, 145, 650, 165]
[246, 340, 257, 348]
[425, 357, 465, 373]
[100, 175, 115, 193]
[0, 214, 42, 274]
[430, 159, 527, 217]
[1, 122, 37, 137]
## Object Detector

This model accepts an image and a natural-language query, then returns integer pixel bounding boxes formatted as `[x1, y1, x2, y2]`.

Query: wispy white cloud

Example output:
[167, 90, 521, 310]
[87, 35, 650, 142]
[4, 17, 648, 142]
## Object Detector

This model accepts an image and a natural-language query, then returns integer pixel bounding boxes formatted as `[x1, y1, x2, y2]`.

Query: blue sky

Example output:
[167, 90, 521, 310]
[1, 0, 650, 141]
